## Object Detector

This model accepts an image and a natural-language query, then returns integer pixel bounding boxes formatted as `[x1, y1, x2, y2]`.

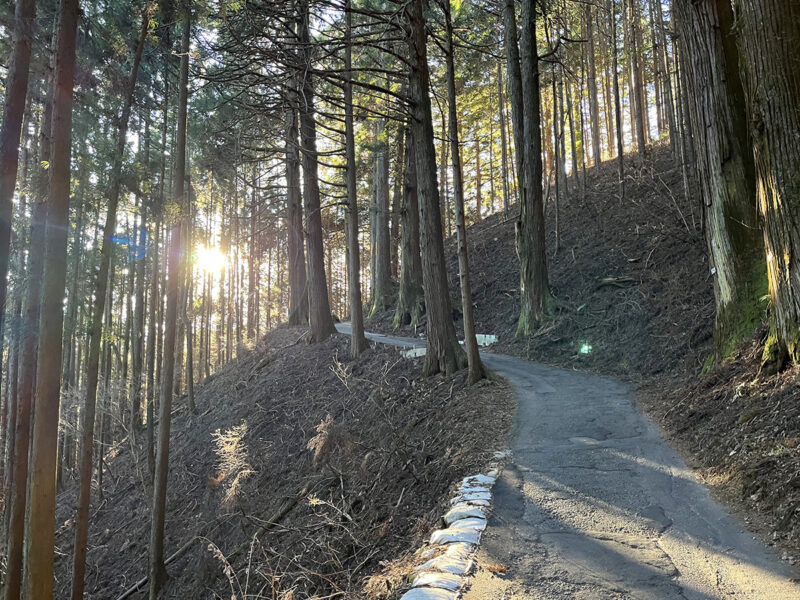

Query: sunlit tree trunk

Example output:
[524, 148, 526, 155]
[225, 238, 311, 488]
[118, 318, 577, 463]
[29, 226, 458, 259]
[23, 0, 79, 595]
[674, 0, 765, 364]
[732, 0, 800, 371]
[390, 130, 403, 278]
[655, 0, 678, 159]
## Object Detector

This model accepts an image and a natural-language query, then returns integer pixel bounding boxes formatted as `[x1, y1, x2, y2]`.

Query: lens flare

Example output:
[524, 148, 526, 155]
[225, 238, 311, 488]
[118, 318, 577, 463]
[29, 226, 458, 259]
[195, 245, 226, 273]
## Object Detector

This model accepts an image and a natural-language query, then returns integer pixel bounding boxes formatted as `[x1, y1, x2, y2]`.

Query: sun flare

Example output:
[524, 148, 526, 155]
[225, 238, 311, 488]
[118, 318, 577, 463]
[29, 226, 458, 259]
[195, 245, 226, 273]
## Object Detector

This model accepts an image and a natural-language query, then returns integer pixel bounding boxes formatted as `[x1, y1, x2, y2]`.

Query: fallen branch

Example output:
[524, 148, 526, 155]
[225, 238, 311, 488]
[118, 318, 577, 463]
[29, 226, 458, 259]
[226, 482, 312, 561]
[114, 515, 235, 600]
[115, 536, 203, 600]
[596, 276, 636, 289]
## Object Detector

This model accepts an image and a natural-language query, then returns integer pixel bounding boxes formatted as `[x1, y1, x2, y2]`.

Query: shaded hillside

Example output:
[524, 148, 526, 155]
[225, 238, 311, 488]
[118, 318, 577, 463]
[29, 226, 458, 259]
[51, 327, 513, 599]
[372, 143, 714, 381]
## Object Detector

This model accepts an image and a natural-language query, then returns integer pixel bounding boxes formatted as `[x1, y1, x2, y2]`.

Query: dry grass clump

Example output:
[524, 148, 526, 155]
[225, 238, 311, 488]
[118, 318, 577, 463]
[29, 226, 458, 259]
[211, 422, 255, 510]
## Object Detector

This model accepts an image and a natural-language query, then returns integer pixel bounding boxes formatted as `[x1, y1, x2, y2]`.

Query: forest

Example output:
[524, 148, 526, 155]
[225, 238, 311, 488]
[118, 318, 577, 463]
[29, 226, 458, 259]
[0, 0, 799, 598]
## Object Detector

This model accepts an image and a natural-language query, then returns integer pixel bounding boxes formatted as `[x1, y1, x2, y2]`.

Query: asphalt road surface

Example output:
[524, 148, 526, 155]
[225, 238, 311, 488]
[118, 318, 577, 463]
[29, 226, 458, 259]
[336, 324, 800, 599]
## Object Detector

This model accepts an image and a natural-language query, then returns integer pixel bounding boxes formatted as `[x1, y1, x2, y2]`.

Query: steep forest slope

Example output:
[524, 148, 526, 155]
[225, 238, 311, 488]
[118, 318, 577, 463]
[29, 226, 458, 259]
[373, 143, 714, 379]
[372, 142, 800, 562]
[50, 328, 512, 599]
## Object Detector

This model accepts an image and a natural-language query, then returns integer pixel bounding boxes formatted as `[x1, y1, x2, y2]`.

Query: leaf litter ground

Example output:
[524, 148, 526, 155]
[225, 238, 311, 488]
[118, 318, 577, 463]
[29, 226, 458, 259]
[49, 327, 513, 599]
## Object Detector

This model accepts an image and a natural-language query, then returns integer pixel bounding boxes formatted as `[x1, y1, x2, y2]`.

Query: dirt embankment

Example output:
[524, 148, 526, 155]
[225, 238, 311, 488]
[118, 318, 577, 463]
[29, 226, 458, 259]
[52, 327, 513, 599]
[370, 142, 800, 564]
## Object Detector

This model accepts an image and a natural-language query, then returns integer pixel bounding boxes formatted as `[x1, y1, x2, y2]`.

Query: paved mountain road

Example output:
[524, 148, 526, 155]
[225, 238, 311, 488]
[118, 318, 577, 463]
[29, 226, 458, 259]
[335, 325, 800, 599]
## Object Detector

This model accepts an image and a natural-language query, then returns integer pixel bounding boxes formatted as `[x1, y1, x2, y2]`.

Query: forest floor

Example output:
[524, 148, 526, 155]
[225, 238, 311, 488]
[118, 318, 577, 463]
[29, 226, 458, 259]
[369, 142, 800, 567]
[50, 327, 513, 599]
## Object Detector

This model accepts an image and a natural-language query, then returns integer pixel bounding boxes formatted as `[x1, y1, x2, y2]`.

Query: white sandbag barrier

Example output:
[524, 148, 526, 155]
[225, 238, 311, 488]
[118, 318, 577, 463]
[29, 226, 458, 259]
[399, 450, 512, 600]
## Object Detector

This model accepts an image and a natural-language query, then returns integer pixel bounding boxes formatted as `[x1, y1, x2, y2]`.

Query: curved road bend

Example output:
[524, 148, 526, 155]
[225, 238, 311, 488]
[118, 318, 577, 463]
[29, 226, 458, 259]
[336, 324, 800, 599]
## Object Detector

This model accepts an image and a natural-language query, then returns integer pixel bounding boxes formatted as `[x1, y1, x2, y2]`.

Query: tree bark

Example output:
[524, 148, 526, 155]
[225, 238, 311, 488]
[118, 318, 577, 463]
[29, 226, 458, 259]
[4, 198, 45, 600]
[609, 0, 625, 200]
[731, 0, 800, 371]
[497, 62, 510, 214]
[444, 0, 485, 384]
[344, 0, 367, 357]
[405, 0, 466, 375]
[503, 0, 525, 207]
[394, 124, 425, 328]
[370, 118, 393, 314]
[23, 0, 79, 596]
[585, 5, 602, 165]
[70, 10, 150, 598]
[516, 0, 554, 335]
[0, 0, 36, 418]
[674, 0, 765, 364]
[297, 0, 335, 343]
[285, 100, 308, 326]
[150, 6, 190, 597]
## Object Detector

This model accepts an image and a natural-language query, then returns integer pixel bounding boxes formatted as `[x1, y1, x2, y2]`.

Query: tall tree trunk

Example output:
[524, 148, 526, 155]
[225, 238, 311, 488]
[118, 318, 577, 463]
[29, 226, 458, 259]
[405, 0, 466, 375]
[1, 130, 26, 546]
[516, 0, 554, 335]
[344, 0, 366, 357]
[370, 118, 393, 314]
[731, 0, 800, 371]
[497, 62, 510, 214]
[4, 92, 45, 600]
[285, 101, 308, 326]
[390, 128, 403, 278]
[130, 202, 146, 430]
[674, 0, 765, 364]
[585, 5, 602, 165]
[0, 0, 36, 414]
[146, 214, 160, 477]
[23, 0, 79, 596]
[247, 185, 257, 340]
[444, 1, 485, 384]
[394, 124, 425, 328]
[488, 107, 496, 213]
[297, 0, 335, 343]
[475, 134, 482, 222]
[655, 0, 678, 159]
[629, 0, 649, 151]
[70, 10, 150, 598]
[610, 0, 625, 199]
[150, 6, 190, 597]
[504, 0, 525, 208]
[4, 199, 46, 600]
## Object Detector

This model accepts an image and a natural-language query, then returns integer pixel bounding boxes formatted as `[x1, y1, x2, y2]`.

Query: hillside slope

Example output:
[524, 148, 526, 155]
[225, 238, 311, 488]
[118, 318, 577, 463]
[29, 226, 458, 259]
[51, 328, 512, 599]
[372, 144, 713, 380]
